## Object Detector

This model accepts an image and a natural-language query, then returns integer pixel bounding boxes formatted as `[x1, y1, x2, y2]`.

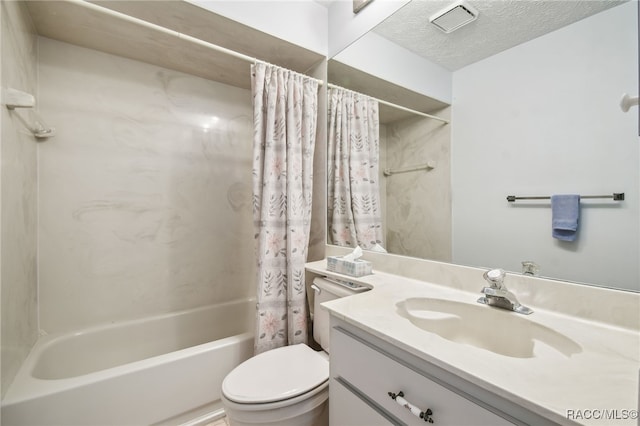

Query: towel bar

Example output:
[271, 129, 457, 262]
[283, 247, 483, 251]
[506, 193, 625, 202]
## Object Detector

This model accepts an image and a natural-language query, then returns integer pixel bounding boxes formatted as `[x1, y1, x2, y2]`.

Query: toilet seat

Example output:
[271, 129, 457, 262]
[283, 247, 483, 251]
[222, 344, 329, 404]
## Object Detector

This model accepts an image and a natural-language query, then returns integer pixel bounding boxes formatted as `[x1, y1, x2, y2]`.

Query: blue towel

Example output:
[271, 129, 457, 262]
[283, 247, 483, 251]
[551, 194, 580, 241]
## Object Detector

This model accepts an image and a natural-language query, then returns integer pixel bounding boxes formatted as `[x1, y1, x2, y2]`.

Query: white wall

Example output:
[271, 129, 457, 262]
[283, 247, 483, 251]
[37, 38, 256, 333]
[332, 31, 452, 104]
[451, 2, 639, 290]
[187, 0, 329, 55]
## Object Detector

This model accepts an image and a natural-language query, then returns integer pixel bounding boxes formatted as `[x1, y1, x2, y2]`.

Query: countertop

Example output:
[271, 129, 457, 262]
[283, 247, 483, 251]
[306, 260, 640, 426]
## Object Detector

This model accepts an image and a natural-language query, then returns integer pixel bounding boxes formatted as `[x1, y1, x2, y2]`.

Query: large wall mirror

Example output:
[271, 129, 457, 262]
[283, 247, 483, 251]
[327, 0, 639, 292]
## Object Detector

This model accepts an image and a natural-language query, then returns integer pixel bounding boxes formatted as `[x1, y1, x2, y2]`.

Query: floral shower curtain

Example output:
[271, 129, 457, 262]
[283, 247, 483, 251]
[251, 62, 318, 354]
[327, 87, 383, 249]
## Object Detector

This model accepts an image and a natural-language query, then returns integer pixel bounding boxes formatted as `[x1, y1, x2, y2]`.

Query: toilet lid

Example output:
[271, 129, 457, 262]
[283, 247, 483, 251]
[222, 344, 329, 404]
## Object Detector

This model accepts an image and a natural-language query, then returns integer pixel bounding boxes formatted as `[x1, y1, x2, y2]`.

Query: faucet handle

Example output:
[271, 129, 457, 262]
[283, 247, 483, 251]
[483, 268, 506, 289]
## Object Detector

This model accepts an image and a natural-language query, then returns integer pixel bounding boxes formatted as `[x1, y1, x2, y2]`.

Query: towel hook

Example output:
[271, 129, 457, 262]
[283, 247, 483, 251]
[620, 93, 639, 112]
[2, 88, 55, 140]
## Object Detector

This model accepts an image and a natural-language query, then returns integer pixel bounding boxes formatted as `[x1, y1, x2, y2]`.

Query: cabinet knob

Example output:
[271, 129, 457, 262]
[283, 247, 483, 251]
[388, 391, 434, 423]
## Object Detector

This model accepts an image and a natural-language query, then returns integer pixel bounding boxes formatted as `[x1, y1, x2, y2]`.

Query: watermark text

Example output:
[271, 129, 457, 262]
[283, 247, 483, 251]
[567, 409, 638, 421]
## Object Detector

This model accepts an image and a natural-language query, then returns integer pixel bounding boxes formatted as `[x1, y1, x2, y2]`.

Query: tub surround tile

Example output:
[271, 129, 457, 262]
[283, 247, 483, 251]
[37, 38, 255, 334]
[384, 107, 451, 261]
[308, 60, 328, 263]
[1, 0, 39, 398]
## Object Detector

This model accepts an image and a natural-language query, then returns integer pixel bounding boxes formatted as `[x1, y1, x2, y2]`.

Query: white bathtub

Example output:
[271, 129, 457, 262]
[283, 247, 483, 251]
[1, 298, 255, 426]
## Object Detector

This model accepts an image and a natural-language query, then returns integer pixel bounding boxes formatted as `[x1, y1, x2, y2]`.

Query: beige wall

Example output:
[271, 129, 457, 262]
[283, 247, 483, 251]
[308, 59, 328, 263]
[383, 108, 451, 262]
[37, 38, 256, 334]
[1, 0, 39, 398]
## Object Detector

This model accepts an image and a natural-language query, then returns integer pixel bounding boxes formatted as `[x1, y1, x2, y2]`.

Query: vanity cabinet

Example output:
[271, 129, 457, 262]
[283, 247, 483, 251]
[330, 318, 518, 426]
[331, 378, 393, 425]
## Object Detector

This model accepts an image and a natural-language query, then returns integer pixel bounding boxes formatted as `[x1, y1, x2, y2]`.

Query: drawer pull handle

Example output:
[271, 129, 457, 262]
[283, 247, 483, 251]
[388, 391, 434, 423]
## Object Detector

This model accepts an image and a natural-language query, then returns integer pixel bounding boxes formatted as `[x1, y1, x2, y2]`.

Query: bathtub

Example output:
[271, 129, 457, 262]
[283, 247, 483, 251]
[1, 298, 255, 426]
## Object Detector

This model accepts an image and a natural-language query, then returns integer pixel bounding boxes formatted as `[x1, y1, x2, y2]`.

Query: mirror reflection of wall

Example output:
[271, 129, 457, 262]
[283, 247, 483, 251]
[384, 107, 452, 262]
[327, 0, 639, 291]
[327, 62, 453, 260]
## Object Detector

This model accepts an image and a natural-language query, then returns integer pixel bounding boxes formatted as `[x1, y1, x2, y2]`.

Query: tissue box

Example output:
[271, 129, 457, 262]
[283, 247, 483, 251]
[326, 256, 372, 277]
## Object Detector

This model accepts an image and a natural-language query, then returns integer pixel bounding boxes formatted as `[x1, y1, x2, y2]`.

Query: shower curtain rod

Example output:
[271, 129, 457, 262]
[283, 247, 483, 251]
[74, 0, 325, 86]
[327, 83, 449, 124]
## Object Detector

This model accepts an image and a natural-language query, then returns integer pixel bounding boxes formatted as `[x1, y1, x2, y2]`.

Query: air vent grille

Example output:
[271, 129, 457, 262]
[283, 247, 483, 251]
[430, 2, 478, 33]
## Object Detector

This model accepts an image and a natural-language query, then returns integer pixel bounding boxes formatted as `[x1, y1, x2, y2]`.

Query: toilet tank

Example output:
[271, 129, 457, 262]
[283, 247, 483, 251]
[312, 277, 362, 353]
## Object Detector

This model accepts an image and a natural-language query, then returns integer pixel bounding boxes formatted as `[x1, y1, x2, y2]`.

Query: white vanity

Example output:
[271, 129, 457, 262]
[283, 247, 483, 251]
[330, 320, 518, 425]
[306, 258, 640, 426]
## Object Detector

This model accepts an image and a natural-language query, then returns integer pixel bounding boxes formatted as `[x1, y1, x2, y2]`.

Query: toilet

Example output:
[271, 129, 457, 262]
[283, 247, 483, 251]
[221, 277, 359, 426]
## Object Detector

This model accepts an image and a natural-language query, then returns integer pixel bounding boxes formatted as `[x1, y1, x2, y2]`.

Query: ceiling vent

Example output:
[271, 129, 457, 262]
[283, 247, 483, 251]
[430, 1, 479, 33]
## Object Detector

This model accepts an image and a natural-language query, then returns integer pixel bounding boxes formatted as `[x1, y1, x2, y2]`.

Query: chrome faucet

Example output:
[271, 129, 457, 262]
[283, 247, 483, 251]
[477, 269, 533, 315]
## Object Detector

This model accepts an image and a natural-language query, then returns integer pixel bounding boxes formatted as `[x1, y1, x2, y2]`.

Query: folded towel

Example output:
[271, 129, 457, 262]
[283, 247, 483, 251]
[551, 194, 580, 241]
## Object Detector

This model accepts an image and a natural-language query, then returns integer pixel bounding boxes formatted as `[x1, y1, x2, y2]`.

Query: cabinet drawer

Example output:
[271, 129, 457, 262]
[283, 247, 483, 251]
[331, 377, 394, 426]
[331, 326, 514, 426]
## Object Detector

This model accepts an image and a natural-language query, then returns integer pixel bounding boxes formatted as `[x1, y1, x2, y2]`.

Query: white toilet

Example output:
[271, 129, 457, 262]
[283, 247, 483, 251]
[221, 277, 359, 426]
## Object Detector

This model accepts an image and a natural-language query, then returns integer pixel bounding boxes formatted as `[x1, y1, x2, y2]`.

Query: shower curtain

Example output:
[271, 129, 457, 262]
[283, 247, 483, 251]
[251, 62, 318, 354]
[327, 87, 383, 249]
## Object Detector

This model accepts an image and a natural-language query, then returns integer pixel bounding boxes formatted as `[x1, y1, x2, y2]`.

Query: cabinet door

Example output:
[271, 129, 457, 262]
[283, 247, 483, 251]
[331, 327, 515, 426]
[331, 378, 394, 426]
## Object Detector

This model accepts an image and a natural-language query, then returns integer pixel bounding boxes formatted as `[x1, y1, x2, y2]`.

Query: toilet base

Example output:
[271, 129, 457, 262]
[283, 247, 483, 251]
[225, 400, 327, 426]
[222, 382, 328, 426]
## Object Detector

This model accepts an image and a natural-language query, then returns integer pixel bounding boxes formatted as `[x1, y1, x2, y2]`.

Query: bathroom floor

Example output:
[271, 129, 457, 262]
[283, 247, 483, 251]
[206, 417, 230, 426]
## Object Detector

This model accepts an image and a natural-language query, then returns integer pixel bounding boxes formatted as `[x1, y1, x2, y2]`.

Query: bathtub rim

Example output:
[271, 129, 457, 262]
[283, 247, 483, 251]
[2, 298, 255, 405]
[31, 296, 255, 380]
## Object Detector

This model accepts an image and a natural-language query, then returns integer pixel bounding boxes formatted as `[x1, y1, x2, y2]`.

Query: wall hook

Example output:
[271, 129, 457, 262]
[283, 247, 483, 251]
[620, 93, 639, 112]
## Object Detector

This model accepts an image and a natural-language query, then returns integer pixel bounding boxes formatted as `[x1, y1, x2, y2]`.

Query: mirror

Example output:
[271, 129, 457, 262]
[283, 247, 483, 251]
[327, 0, 639, 292]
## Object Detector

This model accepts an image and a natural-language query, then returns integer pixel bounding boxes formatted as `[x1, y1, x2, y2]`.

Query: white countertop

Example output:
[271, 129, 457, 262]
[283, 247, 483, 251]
[306, 260, 640, 426]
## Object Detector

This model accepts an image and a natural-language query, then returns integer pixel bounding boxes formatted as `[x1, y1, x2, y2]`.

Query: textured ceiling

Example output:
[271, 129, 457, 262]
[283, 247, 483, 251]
[373, 0, 628, 71]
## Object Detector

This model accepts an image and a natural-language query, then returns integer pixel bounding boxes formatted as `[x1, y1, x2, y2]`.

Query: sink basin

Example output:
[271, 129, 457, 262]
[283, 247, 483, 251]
[396, 298, 581, 358]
